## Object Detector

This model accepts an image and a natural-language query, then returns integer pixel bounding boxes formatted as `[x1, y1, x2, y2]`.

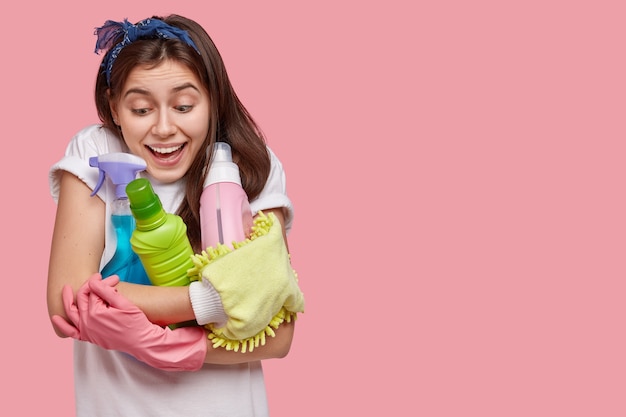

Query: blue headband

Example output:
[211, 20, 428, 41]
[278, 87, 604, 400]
[94, 18, 200, 86]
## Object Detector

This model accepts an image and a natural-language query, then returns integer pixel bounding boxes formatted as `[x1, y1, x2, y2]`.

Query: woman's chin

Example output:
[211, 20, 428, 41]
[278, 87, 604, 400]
[145, 165, 189, 184]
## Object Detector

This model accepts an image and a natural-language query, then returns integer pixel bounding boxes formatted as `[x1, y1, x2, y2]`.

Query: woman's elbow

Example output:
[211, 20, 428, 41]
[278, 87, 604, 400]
[50, 318, 70, 339]
[271, 321, 295, 359]
[47, 287, 70, 338]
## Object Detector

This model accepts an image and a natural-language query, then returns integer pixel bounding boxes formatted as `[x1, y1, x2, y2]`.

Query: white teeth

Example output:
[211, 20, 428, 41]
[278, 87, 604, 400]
[148, 144, 183, 154]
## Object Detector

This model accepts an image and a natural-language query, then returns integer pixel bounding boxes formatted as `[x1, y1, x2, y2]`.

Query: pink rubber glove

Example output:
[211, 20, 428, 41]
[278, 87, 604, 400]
[52, 273, 207, 372]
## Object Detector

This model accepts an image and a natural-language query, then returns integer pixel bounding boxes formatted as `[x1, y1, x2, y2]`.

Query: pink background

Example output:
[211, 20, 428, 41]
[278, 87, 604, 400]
[1, 0, 625, 415]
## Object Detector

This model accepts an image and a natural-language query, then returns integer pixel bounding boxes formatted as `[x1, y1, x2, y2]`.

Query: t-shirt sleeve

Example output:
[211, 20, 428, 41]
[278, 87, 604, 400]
[249, 147, 295, 233]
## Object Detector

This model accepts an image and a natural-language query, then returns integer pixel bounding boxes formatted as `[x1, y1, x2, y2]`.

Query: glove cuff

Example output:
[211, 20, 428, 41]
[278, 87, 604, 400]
[137, 326, 208, 372]
[189, 279, 228, 327]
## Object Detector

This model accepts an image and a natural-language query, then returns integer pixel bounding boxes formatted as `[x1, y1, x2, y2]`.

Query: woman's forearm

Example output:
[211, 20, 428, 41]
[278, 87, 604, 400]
[116, 282, 195, 326]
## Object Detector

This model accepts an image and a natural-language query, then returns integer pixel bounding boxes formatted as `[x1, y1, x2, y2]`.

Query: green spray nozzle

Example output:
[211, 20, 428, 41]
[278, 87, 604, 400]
[89, 153, 147, 199]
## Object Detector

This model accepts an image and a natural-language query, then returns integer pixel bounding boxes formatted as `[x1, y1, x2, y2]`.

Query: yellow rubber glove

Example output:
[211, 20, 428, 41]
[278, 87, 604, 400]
[188, 211, 305, 352]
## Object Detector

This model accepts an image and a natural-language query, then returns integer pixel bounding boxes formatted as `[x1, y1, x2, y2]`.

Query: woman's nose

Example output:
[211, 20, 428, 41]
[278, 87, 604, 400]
[152, 110, 177, 137]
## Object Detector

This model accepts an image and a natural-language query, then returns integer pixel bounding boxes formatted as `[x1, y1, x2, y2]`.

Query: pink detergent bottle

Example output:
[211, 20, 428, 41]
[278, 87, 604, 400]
[200, 142, 253, 250]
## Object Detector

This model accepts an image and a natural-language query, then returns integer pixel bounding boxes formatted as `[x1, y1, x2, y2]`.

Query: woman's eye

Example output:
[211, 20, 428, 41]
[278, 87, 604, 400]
[132, 108, 150, 115]
[176, 105, 193, 112]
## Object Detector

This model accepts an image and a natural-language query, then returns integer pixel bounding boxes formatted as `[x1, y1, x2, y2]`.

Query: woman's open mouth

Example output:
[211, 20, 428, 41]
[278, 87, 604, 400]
[146, 143, 186, 162]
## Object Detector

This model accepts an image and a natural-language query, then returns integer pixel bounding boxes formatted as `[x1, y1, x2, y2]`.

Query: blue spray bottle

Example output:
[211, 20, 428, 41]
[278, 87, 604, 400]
[90, 153, 152, 285]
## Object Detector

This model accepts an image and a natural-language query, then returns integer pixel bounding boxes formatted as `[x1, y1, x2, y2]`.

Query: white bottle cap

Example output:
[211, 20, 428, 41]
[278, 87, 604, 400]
[204, 142, 242, 187]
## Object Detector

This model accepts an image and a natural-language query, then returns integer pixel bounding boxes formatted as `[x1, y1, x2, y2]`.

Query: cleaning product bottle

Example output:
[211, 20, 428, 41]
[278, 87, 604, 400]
[126, 177, 194, 287]
[200, 142, 253, 250]
[89, 153, 151, 285]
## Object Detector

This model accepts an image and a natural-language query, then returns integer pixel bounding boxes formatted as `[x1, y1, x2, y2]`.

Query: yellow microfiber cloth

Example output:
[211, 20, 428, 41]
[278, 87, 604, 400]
[188, 211, 305, 353]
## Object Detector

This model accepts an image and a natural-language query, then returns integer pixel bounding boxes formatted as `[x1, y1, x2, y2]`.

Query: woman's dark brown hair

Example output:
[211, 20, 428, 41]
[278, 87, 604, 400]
[94, 15, 271, 251]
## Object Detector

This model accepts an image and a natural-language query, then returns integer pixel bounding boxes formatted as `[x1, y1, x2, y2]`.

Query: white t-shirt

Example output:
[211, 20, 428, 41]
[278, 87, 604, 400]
[49, 124, 294, 417]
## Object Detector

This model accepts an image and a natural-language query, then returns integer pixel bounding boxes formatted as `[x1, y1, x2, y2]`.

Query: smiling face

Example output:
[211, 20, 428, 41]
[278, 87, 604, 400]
[109, 59, 210, 184]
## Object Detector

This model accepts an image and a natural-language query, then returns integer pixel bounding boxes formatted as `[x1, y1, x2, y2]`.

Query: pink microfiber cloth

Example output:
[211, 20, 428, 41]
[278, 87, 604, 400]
[188, 211, 305, 352]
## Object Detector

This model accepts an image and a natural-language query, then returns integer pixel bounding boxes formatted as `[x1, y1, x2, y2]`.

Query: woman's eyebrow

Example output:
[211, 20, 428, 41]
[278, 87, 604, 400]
[123, 87, 150, 98]
[172, 82, 200, 93]
[123, 83, 200, 98]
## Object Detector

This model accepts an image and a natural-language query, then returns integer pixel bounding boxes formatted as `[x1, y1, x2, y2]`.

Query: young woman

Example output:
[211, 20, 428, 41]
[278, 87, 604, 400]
[48, 15, 297, 416]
